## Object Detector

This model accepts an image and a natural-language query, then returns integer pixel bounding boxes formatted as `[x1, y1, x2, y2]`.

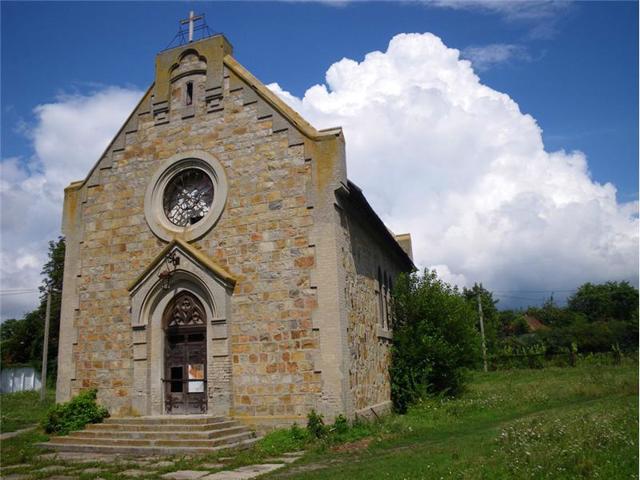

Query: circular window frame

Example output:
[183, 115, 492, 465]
[145, 151, 228, 242]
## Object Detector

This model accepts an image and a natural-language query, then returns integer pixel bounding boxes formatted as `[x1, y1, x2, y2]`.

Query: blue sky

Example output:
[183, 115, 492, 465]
[1, 1, 638, 316]
[3, 1, 637, 198]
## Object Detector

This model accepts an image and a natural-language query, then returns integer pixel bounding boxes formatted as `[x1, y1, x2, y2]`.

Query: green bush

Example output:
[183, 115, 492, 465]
[42, 389, 109, 435]
[331, 414, 349, 434]
[390, 270, 481, 413]
[306, 409, 327, 438]
[567, 281, 639, 323]
[538, 319, 638, 354]
[290, 422, 309, 442]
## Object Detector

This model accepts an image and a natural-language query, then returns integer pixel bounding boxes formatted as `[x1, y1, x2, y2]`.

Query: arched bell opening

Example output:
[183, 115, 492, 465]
[162, 291, 208, 414]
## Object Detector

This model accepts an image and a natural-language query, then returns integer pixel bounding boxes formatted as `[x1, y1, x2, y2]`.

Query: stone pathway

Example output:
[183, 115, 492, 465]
[0, 426, 36, 441]
[0, 450, 305, 479]
[201, 463, 284, 479]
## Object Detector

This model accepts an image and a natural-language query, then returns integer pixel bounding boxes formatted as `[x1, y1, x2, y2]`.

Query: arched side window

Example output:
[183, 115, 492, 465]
[388, 277, 394, 329]
[383, 271, 389, 330]
[377, 267, 384, 327]
[185, 81, 194, 106]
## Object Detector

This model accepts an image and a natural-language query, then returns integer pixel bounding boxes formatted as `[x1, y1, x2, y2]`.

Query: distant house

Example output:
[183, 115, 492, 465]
[523, 314, 549, 332]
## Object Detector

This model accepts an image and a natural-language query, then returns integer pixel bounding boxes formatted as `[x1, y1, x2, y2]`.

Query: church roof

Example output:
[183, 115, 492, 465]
[339, 180, 415, 271]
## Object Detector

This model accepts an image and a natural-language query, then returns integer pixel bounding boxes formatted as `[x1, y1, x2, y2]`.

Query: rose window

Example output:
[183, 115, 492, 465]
[163, 169, 214, 227]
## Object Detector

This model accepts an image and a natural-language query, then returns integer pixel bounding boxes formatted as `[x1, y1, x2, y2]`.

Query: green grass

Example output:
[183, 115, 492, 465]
[0, 388, 55, 433]
[0, 364, 636, 479]
[267, 360, 638, 479]
[0, 428, 51, 465]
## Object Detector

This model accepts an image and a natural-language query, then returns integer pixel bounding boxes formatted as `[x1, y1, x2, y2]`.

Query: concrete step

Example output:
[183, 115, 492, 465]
[103, 416, 225, 425]
[86, 420, 239, 432]
[38, 416, 259, 456]
[72, 425, 249, 440]
[37, 436, 260, 456]
[48, 431, 255, 448]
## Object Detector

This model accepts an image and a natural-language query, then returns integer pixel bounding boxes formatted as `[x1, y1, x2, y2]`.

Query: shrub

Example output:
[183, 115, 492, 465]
[256, 424, 309, 456]
[331, 414, 349, 434]
[391, 270, 481, 413]
[538, 319, 638, 354]
[306, 409, 327, 438]
[43, 389, 109, 435]
[290, 422, 308, 442]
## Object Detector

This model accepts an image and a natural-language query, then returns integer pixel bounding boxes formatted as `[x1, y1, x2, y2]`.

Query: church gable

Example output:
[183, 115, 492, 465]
[72, 34, 344, 196]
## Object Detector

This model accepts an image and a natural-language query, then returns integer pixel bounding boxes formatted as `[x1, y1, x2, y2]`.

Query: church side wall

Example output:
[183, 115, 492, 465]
[341, 213, 405, 417]
[60, 59, 323, 420]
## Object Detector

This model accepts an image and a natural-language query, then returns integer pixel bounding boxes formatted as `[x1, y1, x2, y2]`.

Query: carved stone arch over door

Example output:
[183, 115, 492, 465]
[128, 239, 236, 416]
[164, 291, 207, 328]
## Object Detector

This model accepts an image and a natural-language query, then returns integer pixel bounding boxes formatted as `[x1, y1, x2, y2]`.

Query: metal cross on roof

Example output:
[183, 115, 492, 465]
[164, 11, 216, 51]
[180, 11, 204, 43]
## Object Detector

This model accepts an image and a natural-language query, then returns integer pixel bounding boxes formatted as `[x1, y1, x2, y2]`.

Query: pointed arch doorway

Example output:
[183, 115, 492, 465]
[129, 240, 235, 417]
[163, 291, 207, 414]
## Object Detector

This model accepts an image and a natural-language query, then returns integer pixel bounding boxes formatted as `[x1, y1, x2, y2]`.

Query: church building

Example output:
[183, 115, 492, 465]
[56, 23, 414, 429]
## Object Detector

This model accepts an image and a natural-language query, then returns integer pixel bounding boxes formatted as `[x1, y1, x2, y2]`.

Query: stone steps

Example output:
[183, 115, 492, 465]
[36, 437, 260, 456]
[73, 425, 247, 440]
[38, 416, 259, 456]
[102, 415, 226, 425]
[86, 420, 238, 432]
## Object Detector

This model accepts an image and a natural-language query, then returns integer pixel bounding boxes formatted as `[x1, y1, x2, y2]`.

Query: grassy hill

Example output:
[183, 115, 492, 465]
[269, 359, 638, 479]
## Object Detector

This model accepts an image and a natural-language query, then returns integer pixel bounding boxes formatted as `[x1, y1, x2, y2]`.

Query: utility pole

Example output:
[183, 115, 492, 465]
[477, 293, 488, 372]
[40, 290, 52, 402]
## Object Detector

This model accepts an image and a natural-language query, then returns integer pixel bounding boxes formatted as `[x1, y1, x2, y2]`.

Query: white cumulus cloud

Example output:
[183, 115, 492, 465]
[1, 33, 636, 315]
[1, 87, 142, 320]
[267, 32, 638, 304]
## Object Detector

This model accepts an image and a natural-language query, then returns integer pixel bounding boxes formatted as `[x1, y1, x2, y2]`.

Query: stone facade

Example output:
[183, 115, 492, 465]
[56, 34, 413, 428]
[338, 183, 412, 417]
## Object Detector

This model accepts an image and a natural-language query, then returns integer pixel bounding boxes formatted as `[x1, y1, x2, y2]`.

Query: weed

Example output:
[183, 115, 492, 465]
[306, 409, 326, 439]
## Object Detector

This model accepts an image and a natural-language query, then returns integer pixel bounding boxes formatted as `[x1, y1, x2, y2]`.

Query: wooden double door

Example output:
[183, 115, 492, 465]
[164, 327, 207, 414]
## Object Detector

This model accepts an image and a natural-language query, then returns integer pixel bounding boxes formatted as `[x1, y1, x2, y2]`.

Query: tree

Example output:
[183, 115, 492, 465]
[0, 237, 65, 379]
[527, 296, 586, 329]
[390, 269, 481, 413]
[497, 310, 530, 337]
[567, 281, 639, 323]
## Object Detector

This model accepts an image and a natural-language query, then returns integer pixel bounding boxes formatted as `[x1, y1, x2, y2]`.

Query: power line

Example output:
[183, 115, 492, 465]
[0, 288, 39, 292]
[493, 294, 548, 301]
[0, 289, 40, 296]
[492, 289, 577, 293]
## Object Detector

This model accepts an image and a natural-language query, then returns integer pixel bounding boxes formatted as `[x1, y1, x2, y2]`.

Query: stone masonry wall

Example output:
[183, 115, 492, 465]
[63, 49, 321, 419]
[341, 211, 404, 414]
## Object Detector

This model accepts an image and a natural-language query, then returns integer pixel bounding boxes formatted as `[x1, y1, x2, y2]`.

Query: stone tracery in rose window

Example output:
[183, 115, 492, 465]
[162, 169, 214, 227]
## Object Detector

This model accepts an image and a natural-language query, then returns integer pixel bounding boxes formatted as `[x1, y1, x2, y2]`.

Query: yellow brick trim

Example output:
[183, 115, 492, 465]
[223, 55, 342, 142]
